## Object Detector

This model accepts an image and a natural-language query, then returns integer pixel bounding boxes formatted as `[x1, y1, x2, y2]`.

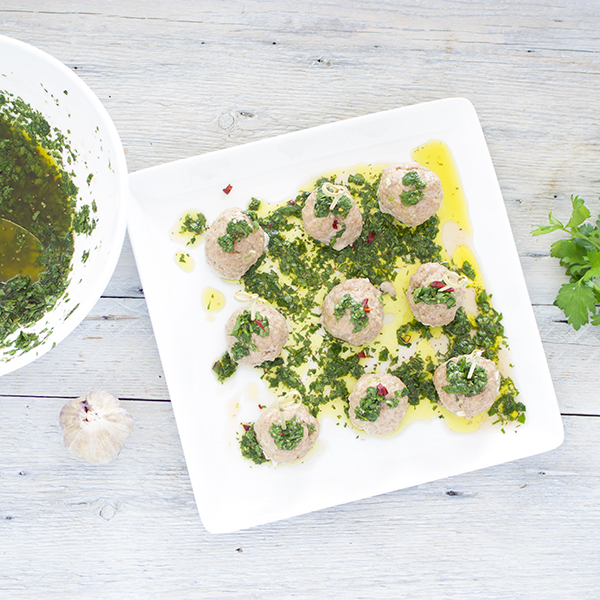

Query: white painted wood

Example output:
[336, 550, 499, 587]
[1, 1, 600, 597]
[0, 297, 169, 400]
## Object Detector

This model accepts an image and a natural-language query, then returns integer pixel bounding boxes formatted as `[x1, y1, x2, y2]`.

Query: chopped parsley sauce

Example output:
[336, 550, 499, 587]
[213, 351, 238, 381]
[239, 424, 268, 464]
[220, 159, 524, 462]
[354, 385, 400, 422]
[180, 212, 207, 245]
[269, 415, 306, 451]
[413, 281, 457, 308]
[334, 293, 370, 333]
[229, 309, 269, 361]
[217, 214, 258, 253]
[314, 183, 353, 219]
[489, 377, 526, 424]
[400, 170, 427, 206]
[0, 90, 93, 356]
[443, 357, 488, 396]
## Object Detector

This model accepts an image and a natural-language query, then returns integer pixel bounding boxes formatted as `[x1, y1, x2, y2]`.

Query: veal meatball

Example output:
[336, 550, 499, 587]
[254, 401, 320, 464]
[377, 161, 443, 226]
[349, 373, 408, 436]
[225, 302, 288, 366]
[321, 278, 384, 346]
[406, 262, 467, 327]
[433, 353, 501, 419]
[302, 182, 363, 250]
[205, 207, 267, 279]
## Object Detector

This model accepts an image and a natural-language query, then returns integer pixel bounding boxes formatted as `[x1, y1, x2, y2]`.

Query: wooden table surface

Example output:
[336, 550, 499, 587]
[1, 1, 599, 598]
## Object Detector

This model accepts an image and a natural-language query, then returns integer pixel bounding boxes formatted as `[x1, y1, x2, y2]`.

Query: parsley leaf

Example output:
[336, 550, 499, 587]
[532, 195, 600, 330]
[555, 280, 598, 331]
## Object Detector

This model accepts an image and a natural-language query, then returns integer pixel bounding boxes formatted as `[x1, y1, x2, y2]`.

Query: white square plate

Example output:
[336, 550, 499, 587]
[128, 98, 563, 533]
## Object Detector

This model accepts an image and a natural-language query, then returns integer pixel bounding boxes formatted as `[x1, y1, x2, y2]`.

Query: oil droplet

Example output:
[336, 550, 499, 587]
[439, 406, 487, 433]
[175, 251, 194, 272]
[397, 401, 485, 434]
[171, 210, 207, 248]
[202, 287, 226, 313]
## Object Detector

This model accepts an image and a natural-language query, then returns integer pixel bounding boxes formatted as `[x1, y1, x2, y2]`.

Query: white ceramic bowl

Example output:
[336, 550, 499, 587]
[0, 35, 128, 376]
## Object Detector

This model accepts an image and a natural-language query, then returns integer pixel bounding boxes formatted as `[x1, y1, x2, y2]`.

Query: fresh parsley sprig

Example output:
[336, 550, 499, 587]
[532, 195, 600, 330]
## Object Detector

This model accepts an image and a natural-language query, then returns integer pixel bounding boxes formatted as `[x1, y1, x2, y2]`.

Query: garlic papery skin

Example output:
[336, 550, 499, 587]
[59, 391, 134, 465]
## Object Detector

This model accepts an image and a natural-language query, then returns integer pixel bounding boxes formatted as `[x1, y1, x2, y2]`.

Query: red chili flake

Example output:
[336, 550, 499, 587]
[258, 404, 265, 409]
[430, 280, 454, 293]
[357, 351, 368, 359]
[362, 298, 372, 312]
[223, 184, 233, 195]
[366, 231, 376, 243]
[288, 199, 296, 206]
[332, 219, 339, 230]
[400, 334, 412, 344]
[376, 383, 389, 396]
[254, 319, 267, 333]
[242, 423, 251, 432]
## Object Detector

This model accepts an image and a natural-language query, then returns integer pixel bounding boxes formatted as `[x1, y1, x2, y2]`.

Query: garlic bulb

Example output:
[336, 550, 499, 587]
[59, 391, 134, 465]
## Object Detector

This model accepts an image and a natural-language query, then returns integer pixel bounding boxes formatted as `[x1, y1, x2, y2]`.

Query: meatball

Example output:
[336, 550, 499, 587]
[406, 262, 467, 327]
[225, 302, 288, 366]
[254, 401, 320, 464]
[301, 182, 363, 250]
[377, 161, 443, 226]
[321, 278, 384, 346]
[205, 207, 267, 279]
[349, 373, 408, 436]
[433, 353, 501, 419]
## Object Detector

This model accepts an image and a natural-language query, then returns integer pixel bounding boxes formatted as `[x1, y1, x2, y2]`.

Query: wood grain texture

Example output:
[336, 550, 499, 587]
[1, 1, 600, 597]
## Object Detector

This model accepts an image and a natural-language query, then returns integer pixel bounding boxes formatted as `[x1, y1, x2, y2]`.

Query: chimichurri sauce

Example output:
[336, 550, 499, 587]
[229, 163, 525, 428]
[0, 91, 80, 355]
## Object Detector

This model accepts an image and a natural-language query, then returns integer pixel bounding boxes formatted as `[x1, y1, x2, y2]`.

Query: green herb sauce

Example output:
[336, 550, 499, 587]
[354, 385, 400, 422]
[180, 212, 207, 245]
[0, 90, 90, 356]
[391, 354, 437, 406]
[240, 424, 268, 464]
[334, 293, 370, 333]
[217, 216, 257, 253]
[488, 377, 526, 424]
[269, 415, 306, 451]
[413, 283, 457, 308]
[314, 184, 353, 219]
[443, 357, 488, 396]
[213, 351, 238, 381]
[400, 170, 427, 206]
[221, 161, 524, 462]
[229, 309, 269, 361]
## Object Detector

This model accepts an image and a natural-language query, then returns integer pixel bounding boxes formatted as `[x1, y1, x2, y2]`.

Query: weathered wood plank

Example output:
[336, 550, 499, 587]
[0, 396, 597, 599]
[4, 2, 599, 179]
[0, 297, 169, 400]
[102, 233, 143, 299]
